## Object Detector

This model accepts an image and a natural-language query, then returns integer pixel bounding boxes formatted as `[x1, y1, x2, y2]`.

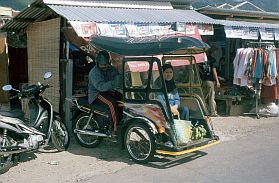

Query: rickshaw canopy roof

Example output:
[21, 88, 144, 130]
[90, 36, 210, 56]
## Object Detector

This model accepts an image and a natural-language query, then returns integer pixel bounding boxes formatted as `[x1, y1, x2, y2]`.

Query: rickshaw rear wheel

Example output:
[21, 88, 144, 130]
[124, 123, 155, 164]
[73, 113, 103, 148]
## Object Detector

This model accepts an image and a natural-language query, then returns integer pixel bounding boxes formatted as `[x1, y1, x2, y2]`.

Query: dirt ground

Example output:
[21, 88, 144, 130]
[0, 116, 278, 183]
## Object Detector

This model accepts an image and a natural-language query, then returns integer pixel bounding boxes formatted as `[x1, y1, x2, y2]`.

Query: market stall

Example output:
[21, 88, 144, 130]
[207, 21, 279, 116]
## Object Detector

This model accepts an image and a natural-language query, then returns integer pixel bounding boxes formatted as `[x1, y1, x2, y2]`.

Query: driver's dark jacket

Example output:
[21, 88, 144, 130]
[88, 65, 118, 104]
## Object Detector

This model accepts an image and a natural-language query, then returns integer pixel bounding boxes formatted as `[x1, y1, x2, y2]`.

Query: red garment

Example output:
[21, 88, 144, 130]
[261, 49, 279, 104]
[250, 49, 258, 78]
[276, 49, 279, 99]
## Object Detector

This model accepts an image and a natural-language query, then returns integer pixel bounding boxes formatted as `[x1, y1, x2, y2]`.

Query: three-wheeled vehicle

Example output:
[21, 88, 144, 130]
[70, 35, 220, 163]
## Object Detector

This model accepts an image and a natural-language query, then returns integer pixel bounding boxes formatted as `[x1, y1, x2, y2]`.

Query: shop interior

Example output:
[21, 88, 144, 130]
[69, 44, 95, 97]
[201, 25, 279, 117]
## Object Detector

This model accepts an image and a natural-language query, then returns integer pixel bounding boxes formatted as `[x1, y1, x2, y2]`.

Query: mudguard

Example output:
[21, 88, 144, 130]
[121, 117, 158, 135]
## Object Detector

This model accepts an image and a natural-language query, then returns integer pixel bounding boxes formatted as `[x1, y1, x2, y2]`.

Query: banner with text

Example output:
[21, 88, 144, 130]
[69, 21, 214, 39]
[198, 24, 214, 35]
[259, 28, 275, 40]
[242, 27, 259, 40]
[96, 23, 127, 37]
[124, 23, 177, 37]
[275, 29, 279, 40]
[69, 21, 97, 38]
[224, 26, 243, 38]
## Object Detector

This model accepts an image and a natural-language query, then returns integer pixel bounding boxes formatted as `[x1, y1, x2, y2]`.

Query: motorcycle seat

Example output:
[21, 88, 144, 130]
[76, 98, 107, 112]
[0, 109, 25, 118]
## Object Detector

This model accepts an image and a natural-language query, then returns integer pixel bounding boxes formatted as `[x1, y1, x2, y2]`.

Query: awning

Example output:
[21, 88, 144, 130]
[1, 0, 218, 32]
[218, 20, 279, 29]
[198, 6, 279, 20]
[219, 20, 279, 40]
[48, 5, 217, 24]
[44, 0, 173, 10]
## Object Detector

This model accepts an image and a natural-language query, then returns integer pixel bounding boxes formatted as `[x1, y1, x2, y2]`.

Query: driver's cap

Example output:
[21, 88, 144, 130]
[96, 50, 110, 65]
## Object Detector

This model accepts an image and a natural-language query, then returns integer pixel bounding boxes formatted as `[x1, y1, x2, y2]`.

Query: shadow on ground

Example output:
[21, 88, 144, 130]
[67, 136, 208, 169]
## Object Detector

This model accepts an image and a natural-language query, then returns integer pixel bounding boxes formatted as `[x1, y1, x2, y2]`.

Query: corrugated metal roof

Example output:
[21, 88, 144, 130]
[1, 0, 49, 31]
[1, 0, 218, 31]
[198, 6, 279, 18]
[43, 0, 173, 9]
[218, 20, 279, 29]
[48, 5, 217, 24]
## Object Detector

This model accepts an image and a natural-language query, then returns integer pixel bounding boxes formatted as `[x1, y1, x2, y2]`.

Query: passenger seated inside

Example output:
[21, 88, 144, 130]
[154, 64, 189, 120]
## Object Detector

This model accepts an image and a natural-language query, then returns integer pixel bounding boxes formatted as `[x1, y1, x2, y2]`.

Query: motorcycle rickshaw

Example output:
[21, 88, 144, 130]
[71, 35, 220, 164]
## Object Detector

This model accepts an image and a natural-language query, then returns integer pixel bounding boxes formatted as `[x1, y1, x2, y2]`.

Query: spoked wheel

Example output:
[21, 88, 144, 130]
[73, 113, 103, 148]
[51, 117, 70, 151]
[0, 134, 14, 174]
[124, 123, 155, 164]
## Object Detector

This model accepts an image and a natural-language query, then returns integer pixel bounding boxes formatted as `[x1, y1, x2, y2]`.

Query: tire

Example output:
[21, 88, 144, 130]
[124, 123, 155, 164]
[73, 113, 103, 148]
[0, 134, 14, 174]
[51, 117, 70, 151]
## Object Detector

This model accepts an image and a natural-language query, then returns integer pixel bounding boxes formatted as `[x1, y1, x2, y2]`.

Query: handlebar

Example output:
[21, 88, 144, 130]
[9, 95, 18, 100]
[9, 84, 52, 99]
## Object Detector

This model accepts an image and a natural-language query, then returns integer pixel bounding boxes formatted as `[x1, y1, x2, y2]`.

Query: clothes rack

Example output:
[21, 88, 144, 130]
[242, 41, 276, 118]
[246, 41, 275, 48]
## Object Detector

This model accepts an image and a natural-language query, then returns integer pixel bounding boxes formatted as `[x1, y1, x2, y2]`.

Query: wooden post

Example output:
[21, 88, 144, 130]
[60, 59, 73, 133]
[60, 17, 73, 133]
[225, 38, 231, 81]
[0, 33, 9, 103]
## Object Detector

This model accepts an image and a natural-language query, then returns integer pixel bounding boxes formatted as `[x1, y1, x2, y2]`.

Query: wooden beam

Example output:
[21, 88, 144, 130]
[13, 17, 36, 23]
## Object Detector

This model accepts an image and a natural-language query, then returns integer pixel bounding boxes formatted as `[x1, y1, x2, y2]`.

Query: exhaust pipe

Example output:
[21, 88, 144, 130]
[74, 129, 110, 137]
[0, 146, 29, 156]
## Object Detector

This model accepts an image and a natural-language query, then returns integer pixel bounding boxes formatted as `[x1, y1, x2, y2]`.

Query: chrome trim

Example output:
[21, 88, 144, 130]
[74, 129, 110, 137]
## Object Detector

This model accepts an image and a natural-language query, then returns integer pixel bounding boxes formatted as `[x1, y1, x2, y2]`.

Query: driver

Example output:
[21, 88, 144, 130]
[88, 50, 121, 133]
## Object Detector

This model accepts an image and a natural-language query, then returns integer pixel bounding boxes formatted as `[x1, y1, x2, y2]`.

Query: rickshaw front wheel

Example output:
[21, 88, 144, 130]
[73, 113, 103, 148]
[124, 123, 155, 164]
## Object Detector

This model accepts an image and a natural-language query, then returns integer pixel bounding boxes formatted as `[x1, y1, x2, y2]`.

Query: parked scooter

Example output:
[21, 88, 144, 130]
[0, 72, 69, 173]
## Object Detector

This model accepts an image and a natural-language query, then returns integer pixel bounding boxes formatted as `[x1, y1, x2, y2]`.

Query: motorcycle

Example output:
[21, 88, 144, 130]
[0, 72, 70, 173]
[69, 91, 122, 148]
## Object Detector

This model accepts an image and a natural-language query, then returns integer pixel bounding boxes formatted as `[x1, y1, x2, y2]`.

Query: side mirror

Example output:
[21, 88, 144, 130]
[44, 72, 52, 80]
[2, 85, 12, 91]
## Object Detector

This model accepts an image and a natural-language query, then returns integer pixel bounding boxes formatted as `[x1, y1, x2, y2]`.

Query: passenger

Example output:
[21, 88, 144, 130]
[155, 64, 189, 120]
[88, 50, 121, 132]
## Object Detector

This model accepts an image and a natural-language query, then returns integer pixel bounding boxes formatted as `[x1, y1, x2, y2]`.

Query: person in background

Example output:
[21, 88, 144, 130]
[218, 56, 226, 78]
[88, 50, 121, 133]
[203, 47, 220, 117]
[155, 64, 189, 120]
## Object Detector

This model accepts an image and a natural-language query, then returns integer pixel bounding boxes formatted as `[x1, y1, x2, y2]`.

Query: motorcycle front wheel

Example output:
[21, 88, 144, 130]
[73, 113, 103, 148]
[0, 134, 14, 174]
[124, 123, 155, 164]
[51, 117, 70, 151]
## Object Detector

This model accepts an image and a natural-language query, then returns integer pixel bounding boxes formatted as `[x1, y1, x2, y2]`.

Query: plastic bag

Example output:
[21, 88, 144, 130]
[174, 119, 192, 146]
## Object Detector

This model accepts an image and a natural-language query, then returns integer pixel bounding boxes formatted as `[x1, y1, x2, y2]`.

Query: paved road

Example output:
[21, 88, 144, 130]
[85, 120, 279, 183]
[1, 116, 279, 183]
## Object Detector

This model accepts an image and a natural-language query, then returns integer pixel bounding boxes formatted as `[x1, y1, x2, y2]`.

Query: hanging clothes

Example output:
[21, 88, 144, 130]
[233, 48, 245, 85]
[233, 47, 277, 88]
[253, 48, 263, 83]
[250, 48, 258, 78]
[261, 49, 279, 104]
